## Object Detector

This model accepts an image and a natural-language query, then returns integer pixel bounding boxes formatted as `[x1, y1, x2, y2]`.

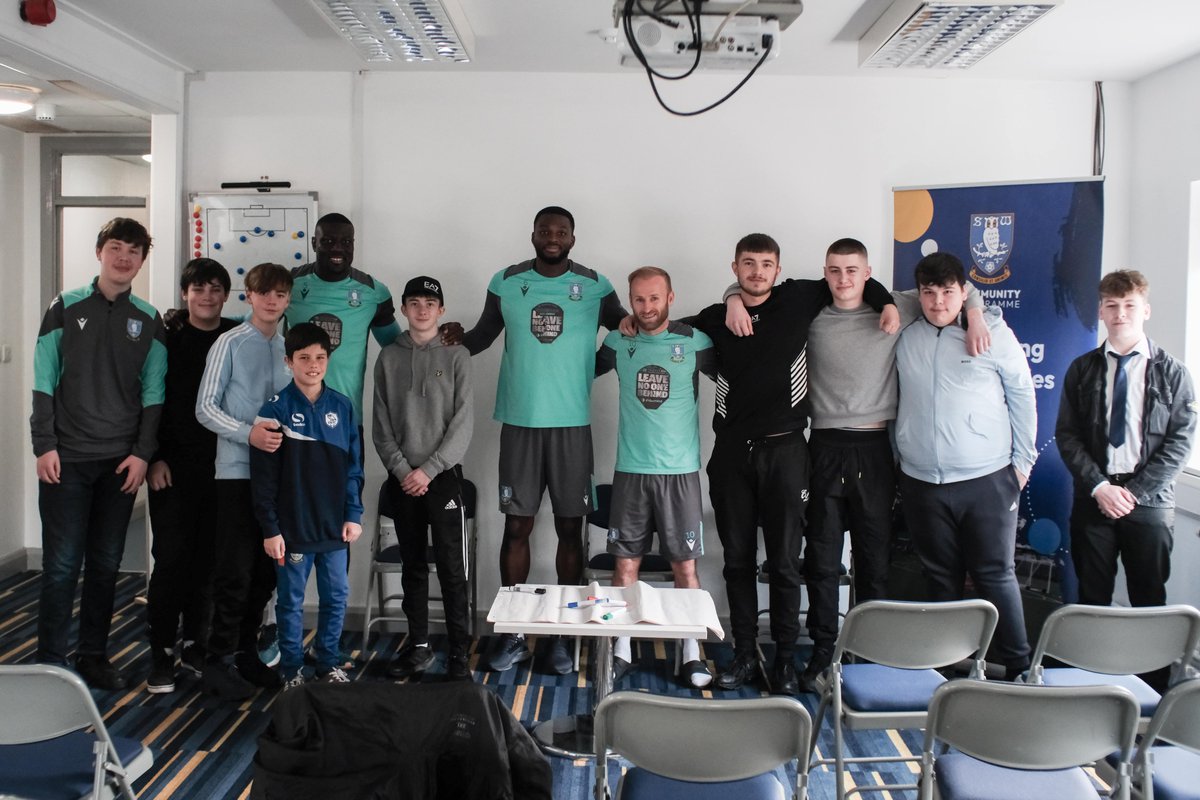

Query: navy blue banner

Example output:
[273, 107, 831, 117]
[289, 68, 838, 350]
[893, 179, 1105, 602]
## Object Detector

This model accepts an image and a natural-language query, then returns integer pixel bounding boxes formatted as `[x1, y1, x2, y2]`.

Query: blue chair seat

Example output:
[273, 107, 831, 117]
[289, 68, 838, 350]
[935, 752, 1102, 800]
[0, 729, 150, 800]
[618, 767, 784, 800]
[1146, 745, 1200, 800]
[1040, 667, 1161, 716]
[841, 663, 945, 712]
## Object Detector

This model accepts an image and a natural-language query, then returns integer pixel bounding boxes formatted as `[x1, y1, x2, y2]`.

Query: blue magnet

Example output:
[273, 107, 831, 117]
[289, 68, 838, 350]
[294, 252, 303, 260]
[238, 293, 246, 301]
[213, 242, 222, 250]
[297, 230, 305, 237]
[236, 267, 245, 275]
[267, 230, 275, 237]
[253, 226, 262, 234]
[239, 235, 247, 243]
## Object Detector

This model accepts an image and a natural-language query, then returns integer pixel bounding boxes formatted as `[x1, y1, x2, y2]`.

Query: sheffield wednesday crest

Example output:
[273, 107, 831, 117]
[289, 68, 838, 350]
[969, 213, 1014, 284]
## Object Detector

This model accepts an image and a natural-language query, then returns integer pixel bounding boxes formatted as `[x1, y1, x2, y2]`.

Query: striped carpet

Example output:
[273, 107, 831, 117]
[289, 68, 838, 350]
[0, 571, 926, 799]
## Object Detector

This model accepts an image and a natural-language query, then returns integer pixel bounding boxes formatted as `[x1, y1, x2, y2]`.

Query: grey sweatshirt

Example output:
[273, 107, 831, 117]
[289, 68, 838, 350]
[372, 332, 473, 481]
[808, 287, 983, 429]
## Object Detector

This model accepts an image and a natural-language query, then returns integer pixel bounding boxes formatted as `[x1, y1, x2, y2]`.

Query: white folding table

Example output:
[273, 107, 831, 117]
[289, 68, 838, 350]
[487, 582, 723, 758]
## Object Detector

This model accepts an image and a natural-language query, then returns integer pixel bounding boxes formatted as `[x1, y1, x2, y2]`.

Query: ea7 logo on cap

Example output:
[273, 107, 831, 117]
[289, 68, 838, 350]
[424, 280, 440, 293]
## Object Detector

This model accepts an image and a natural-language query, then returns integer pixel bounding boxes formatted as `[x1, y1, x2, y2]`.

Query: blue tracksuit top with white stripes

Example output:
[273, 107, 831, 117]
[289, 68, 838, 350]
[250, 381, 364, 552]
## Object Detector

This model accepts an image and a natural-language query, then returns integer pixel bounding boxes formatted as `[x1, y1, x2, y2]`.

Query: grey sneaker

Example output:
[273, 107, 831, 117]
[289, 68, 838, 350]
[546, 636, 574, 676]
[487, 634, 531, 672]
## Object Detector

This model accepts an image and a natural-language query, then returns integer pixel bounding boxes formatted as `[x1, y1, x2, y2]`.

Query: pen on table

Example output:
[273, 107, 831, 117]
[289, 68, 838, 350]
[504, 586, 546, 595]
[563, 599, 627, 609]
[602, 609, 627, 621]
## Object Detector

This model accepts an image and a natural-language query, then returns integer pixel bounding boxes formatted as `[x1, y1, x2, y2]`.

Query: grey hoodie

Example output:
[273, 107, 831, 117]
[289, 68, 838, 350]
[372, 332, 473, 480]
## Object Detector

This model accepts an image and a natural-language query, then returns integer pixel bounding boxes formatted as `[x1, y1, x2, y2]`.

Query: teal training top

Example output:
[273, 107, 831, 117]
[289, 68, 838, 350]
[596, 322, 716, 474]
[466, 261, 623, 428]
[287, 264, 399, 424]
[31, 279, 167, 462]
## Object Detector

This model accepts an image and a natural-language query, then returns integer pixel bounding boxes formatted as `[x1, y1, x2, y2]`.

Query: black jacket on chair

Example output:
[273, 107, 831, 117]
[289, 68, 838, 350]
[1056, 339, 1197, 508]
[252, 681, 552, 800]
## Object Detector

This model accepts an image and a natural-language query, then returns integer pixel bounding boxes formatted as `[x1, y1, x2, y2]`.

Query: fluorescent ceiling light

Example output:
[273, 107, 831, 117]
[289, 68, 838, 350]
[0, 83, 40, 115]
[308, 0, 473, 63]
[860, 1, 1062, 69]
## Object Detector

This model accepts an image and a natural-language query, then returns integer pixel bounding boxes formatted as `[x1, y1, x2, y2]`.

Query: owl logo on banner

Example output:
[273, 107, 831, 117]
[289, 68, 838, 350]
[969, 213, 1014, 284]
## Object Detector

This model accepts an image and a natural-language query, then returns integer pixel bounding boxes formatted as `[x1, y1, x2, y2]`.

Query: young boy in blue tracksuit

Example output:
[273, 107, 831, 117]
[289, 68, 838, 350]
[251, 323, 363, 687]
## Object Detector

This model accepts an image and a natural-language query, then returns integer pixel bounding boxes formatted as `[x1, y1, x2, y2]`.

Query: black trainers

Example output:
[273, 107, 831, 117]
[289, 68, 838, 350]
[235, 651, 281, 690]
[180, 642, 205, 678]
[75, 654, 128, 691]
[202, 658, 255, 701]
[716, 652, 760, 691]
[387, 644, 436, 679]
[147, 648, 176, 694]
[799, 645, 834, 694]
[770, 658, 800, 696]
[487, 633, 531, 672]
[446, 653, 472, 681]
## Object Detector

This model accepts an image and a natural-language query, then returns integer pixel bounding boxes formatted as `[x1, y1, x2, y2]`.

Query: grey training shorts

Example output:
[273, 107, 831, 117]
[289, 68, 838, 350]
[607, 471, 704, 562]
[498, 424, 595, 517]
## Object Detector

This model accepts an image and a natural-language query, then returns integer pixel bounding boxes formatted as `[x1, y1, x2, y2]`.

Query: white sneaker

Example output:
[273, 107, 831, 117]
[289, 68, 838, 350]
[320, 666, 350, 684]
[282, 670, 306, 691]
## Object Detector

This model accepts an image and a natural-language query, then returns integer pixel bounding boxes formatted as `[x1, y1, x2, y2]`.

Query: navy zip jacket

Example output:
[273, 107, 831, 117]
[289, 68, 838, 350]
[251, 381, 364, 552]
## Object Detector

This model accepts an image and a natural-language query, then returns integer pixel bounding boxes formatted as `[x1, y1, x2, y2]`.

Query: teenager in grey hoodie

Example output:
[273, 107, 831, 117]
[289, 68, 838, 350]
[372, 276, 474, 680]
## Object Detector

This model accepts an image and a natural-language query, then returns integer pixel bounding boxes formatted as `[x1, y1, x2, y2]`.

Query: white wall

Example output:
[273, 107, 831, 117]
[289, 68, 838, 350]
[187, 70, 1127, 619]
[0, 125, 26, 568]
[1128, 52, 1200, 608]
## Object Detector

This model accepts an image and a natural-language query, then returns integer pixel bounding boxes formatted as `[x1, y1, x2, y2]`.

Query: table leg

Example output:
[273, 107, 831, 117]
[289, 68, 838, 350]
[532, 635, 614, 759]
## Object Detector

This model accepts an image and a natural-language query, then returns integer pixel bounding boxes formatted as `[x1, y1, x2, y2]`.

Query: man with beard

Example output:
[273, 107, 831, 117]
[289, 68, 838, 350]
[442, 207, 625, 674]
[595, 267, 716, 687]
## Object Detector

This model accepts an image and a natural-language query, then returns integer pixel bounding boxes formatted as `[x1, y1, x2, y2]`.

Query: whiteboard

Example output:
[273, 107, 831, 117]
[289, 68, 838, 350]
[187, 191, 319, 310]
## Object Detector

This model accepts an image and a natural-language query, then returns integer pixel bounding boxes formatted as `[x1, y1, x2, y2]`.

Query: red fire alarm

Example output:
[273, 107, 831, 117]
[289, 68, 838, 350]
[20, 0, 57, 26]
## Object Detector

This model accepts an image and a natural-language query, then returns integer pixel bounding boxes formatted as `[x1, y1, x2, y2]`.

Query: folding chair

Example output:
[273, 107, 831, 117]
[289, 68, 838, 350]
[1021, 604, 1200, 721]
[594, 690, 812, 800]
[0, 663, 154, 800]
[921, 681, 1139, 800]
[361, 477, 479, 655]
[1128, 678, 1200, 800]
[810, 599, 998, 800]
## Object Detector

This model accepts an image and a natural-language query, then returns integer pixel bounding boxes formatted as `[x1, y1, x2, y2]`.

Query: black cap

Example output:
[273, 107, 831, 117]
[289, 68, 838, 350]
[402, 275, 444, 305]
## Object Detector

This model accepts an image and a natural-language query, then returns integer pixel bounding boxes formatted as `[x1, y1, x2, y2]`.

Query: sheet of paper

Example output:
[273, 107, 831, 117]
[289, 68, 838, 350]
[488, 581, 724, 639]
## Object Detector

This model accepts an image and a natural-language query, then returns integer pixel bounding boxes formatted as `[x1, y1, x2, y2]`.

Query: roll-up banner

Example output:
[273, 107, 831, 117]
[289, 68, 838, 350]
[893, 178, 1105, 602]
